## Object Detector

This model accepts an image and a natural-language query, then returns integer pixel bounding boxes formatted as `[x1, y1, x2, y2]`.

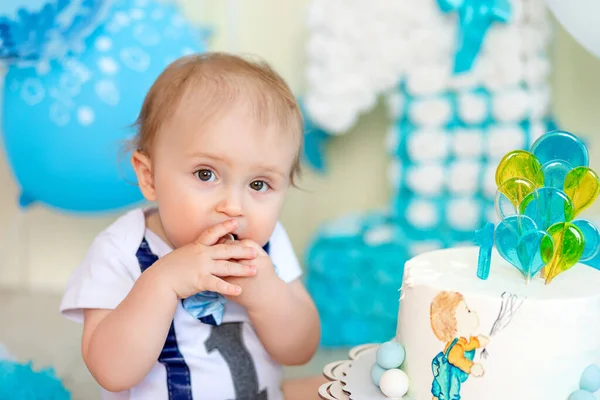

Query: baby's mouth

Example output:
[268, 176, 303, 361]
[231, 234, 239, 240]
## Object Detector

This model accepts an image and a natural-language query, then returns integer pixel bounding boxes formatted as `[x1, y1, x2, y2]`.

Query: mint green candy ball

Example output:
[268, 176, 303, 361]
[376, 341, 406, 369]
[370, 363, 386, 387]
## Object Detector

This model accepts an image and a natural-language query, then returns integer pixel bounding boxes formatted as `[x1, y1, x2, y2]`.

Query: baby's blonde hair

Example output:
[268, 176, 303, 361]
[130, 52, 304, 184]
[430, 291, 464, 342]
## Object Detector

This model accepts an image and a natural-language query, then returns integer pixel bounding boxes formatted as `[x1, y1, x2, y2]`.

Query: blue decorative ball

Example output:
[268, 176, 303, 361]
[370, 363, 386, 387]
[581, 364, 600, 393]
[569, 390, 596, 400]
[376, 341, 405, 369]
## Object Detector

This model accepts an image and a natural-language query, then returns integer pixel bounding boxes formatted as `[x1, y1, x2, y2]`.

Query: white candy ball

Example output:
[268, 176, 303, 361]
[379, 369, 409, 398]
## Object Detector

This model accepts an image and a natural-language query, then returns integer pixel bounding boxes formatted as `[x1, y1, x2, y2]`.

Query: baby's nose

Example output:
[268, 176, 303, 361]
[216, 193, 243, 217]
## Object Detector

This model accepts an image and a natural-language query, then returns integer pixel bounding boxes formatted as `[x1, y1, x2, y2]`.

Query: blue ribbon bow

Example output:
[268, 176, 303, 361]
[437, 0, 511, 74]
[182, 264, 280, 325]
[182, 291, 228, 325]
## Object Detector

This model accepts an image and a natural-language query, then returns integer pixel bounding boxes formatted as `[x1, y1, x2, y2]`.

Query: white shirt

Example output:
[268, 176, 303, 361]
[60, 208, 303, 400]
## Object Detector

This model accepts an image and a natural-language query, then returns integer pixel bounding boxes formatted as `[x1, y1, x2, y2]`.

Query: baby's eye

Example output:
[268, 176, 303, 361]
[250, 180, 268, 192]
[195, 169, 216, 182]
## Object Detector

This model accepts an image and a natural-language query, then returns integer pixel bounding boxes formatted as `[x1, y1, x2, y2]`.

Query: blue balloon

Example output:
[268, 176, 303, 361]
[0, 0, 113, 65]
[569, 390, 596, 400]
[581, 364, 600, 393]
[2, 0, 209, 213]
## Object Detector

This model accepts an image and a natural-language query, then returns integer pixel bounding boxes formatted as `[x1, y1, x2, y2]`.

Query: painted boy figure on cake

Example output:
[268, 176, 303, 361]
[430, 291, 488, 400]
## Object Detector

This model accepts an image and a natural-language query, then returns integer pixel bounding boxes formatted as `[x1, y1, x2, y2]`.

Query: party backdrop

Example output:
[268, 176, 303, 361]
[303, 0, 559, 346]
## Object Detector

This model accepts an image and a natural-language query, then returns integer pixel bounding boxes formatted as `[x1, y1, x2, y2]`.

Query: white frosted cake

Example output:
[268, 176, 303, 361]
[394, 246, 600, 400]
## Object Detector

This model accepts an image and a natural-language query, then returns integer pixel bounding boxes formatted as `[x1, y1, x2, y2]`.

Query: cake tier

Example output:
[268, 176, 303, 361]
[396, 246, 600, 400]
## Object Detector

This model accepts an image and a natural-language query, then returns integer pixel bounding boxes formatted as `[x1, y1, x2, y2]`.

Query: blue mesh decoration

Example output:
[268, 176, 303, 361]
[0, 1, 113, 65]
[1, 0, 210, 213]
[305, 212, 407, 347]
[0, 361, 70, 399]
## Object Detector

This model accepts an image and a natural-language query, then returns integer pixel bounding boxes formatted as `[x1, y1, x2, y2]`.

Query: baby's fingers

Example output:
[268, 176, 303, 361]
[211, 244, 257, 260]
[196, 220, 237, 246]
[203, 275, 242, 296]
[212, 261, 256, 277]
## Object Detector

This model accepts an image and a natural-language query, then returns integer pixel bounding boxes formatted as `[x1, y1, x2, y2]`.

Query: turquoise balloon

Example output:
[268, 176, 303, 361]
[1, 0, 209, 213]
[569, 390, 595, 400]
[580, 364, 600, 393]
[516, 229, 553, 279]
[495, 215, 537, 262]
[521, 188, 574, 231]
[540, 160, 573, 190]
[376, 341, 406, 369]
[573, 221, 600, 262]
[531, 130, 589, 168]
[370, 363, 386, 387]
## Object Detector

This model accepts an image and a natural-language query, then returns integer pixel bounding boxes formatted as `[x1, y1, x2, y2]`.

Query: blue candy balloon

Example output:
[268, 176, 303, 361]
[2, 0, 209, 213]
[520, 187, 574, 231]
[370, 362, 386, 387]
[516, 229, 553, 280]
[581, 364, 600, 393]
[531, 130, 589, 168]
[0, 1, 112, 65]
[495, 215, 553, 279]
[540, 160, 573, 191]
[573, 221, 600, 262]
[569, 390, 596, 400]
[495, 215, 537, 262]
[376, 341, 406, 369]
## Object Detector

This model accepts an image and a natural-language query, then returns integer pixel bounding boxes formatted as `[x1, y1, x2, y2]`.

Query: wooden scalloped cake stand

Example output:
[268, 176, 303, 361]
[318, 344, 380, 400]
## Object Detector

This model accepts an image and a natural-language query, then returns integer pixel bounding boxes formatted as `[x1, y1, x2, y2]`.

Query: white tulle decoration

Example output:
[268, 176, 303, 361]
[447, 197, 480, 230]
[406, 200, 439, 229]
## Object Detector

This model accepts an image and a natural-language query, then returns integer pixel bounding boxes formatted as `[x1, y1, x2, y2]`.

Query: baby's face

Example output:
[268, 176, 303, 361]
[454, 300, 479, 338]
[150, 101, 298, 249]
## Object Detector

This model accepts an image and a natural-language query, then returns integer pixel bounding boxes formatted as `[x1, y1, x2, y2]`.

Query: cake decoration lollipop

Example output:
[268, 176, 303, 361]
[475, 130, 600, 284]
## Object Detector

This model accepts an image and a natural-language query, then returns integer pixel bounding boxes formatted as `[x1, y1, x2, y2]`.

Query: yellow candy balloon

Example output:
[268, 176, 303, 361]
[496, 177, 537, 211]
[541, 222, 585, 284]
[496, 150, 544, 187]
[564, 166, 600, 217]
[496, 151, 544, 205]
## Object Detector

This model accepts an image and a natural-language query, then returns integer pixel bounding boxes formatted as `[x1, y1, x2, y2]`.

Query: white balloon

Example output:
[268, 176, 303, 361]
[545, 0, 600, 58]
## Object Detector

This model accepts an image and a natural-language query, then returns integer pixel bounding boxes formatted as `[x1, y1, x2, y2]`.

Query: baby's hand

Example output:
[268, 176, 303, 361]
[153, 220, 258, 299]
[223, 239, 279, 310]
[477, 335, 489, 347]
[471, 363, 484, 377]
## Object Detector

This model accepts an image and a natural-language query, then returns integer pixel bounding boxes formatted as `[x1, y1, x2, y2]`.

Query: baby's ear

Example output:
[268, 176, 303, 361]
[131, 151, 156, 201]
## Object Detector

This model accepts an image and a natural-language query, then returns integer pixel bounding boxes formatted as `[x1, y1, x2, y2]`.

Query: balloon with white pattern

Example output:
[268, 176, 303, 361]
[1, 0, 210, 213]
